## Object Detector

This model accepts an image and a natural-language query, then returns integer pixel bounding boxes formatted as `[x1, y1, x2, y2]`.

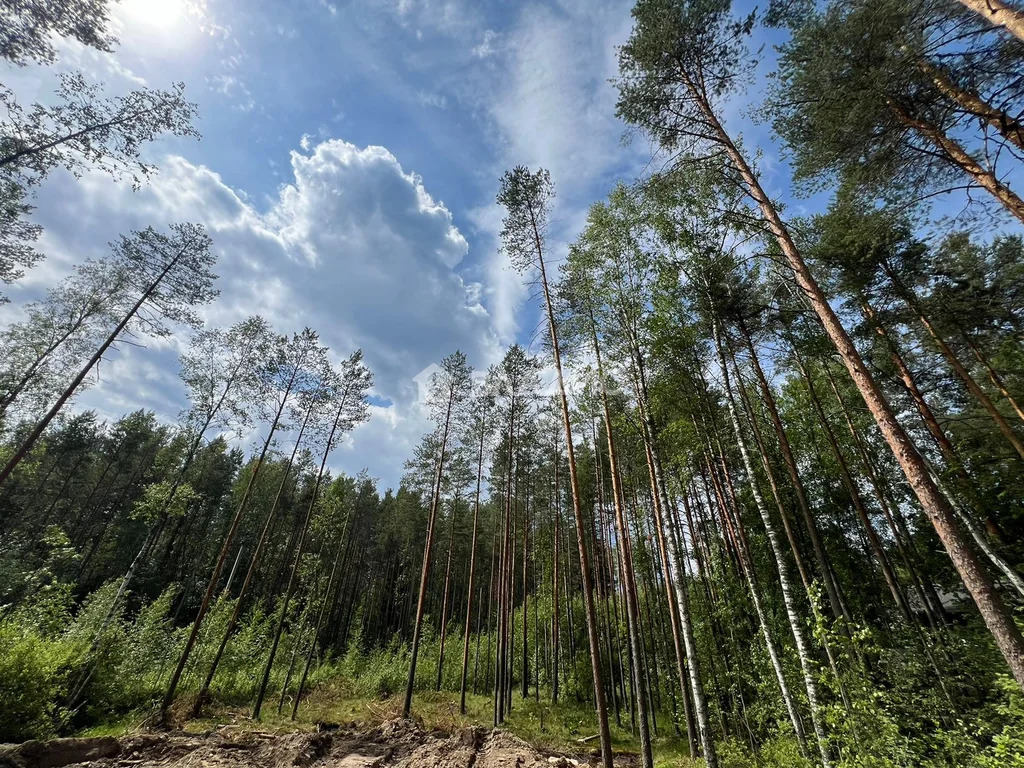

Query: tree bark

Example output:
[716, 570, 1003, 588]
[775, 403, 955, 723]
[253, 391, 355, 718]
[917, 57, 1024, 152]
[161, 357, 303, 719]
[459, 405, 487, 713]
[436, 498, 458, 691]
[886, 97, 1024, 224]
[715, 324, 834, 768]
[402, 386, 456, 717]
[531, 202, 614, 768]
[591, 322, 653, 768]
[956, 0, 1024, 43]
[737, 320, 851, 626]
[194, 396, 318, 712]
[551, 438, 561, 705]
[630, 342, 714, 766]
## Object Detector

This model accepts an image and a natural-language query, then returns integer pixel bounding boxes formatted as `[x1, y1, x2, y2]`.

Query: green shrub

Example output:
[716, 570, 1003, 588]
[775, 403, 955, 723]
[0, 609, 74, 740]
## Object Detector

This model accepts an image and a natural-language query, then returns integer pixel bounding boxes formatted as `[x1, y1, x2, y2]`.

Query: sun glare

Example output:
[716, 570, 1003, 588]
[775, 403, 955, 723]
[117, 0, 203, 51]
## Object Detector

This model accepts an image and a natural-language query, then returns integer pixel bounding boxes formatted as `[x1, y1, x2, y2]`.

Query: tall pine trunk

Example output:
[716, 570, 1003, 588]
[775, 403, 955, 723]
[195, 396, 318, 711]
[684, 74, 1024, 688]
[629, 337, 715, 766]
[402, 388, 455, 717]
[161, 360, 303, 718]
[715, 325, 834, 768]
[531, 207, 614, 768]
[591, 324, 654, 768]
[253, 393, 353, 718]
[459, 405, 487, 713]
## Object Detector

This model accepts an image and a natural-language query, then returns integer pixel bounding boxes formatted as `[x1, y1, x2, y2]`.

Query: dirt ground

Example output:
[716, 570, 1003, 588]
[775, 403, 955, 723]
[0, 718, 612, 768]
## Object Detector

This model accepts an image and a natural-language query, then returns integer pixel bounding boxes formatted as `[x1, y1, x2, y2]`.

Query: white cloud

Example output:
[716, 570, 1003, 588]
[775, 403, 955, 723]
[416, 90, 448, 109]
[21, 138, 503, 488]
[472, 29, 499, 58]
[462, 0, 648, 346]
[386, 0, 484, 39]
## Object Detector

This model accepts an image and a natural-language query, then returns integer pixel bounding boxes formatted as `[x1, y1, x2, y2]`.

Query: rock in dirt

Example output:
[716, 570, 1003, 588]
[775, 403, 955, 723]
[0, 736, 120, 768]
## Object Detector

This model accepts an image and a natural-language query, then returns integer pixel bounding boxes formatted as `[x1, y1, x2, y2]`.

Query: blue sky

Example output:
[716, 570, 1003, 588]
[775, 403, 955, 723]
[1, 0, 666, 489]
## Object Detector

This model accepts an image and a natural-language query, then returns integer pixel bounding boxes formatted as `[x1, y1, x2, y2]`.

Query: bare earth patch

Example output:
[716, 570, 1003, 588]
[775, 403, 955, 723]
[0, 719, 600, 768]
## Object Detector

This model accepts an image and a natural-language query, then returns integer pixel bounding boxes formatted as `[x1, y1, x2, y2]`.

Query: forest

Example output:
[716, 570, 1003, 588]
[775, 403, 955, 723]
[2, 1, 1024, 767]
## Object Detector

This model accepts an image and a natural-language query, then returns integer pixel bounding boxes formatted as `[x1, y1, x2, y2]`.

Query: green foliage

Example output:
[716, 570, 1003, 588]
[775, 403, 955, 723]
[0, 589, 76, 741]
[980, 677, 1024, 768]
[131, 481, 199, 523]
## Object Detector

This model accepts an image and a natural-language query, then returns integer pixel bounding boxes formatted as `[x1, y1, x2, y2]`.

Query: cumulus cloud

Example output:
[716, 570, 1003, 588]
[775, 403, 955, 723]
[18, 138, 502, 488]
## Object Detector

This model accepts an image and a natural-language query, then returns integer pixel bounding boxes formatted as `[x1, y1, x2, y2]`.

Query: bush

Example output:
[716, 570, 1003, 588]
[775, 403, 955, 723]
[0, 588, 77, 741]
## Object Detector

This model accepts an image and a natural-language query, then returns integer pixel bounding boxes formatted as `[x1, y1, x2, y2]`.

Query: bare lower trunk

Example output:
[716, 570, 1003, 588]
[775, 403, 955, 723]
[459, 409, 487, 713]
[436, 501, 458, 691]
[738, 320, 850, 626]
[533, 209, 613, 768]
[161, 362, 301, 719]
[292, 518, 350, 719]
[551, 444, 561, 705]
[710, 455, 810, 757]
[592, 326, 653, 768]
[253, 394, 353, 719]
[403, 389, 455, 717]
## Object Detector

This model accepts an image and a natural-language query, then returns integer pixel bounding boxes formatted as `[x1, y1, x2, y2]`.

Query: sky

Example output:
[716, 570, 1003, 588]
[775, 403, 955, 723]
[0, 0, 680, 489]
[0, 0, 932, 491]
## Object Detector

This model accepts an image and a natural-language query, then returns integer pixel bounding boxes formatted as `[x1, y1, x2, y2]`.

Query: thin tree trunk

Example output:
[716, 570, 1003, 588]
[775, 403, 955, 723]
[161, 362, 302, 718]
[495, 399, 516, 726]
[436, 499, 458, 691]
[521, 483, 530, 699]
[963, 334, 1024, 423]
[403, 387, 456, 717]
[291, 517, 348, 719]
[252, 392, 353, 719]
[697, 424, 813, 756]
[794, 353, 914, 621]
[0, 236, 197, 489]
[551, 437, 561, 705]
[888, 272, 1024, 461]
[715, 324, 834, 768]
[737, 320, 851, 627]
[530, 205, 614, 768]
[629, 341, 714, 766]
[459, 405, 487, 713]
[595, 430, 622, 728]
[194, 397, 318, 711]
[592, 319, 653, 767]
